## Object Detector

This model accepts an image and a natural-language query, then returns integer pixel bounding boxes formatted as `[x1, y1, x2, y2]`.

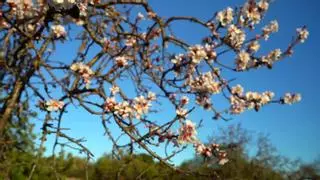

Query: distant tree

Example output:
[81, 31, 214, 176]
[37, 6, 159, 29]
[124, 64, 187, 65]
[0, 0, 309, 178]
[287, 156, 320, 180]
[175, 124, 294, 179]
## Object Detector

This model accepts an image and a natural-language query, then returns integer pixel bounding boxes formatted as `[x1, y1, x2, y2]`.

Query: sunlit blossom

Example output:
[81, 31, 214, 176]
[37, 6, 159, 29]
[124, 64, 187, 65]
[248, 41, 260, 52]
[176, 108, 188, 118]
[180, 96, 189, 105]
[46, 99, 64, 112]
[147, 92, 156, 101]
[283, 93, 302, 105]
[187, 72, 221, 94]
[188, 45, 208, 64]
[262, 20, 279, 40]
[297, 28, 309, 43]
[257, 0, 269, 11]
[70, 62, 94, 88]
[133, 96, 152, 118]
[115, 56, 128, 67]
[226, 25, 246, 49]
[236, 51, 250, 71]
[51, 25, 66, 38]
[114, 101, 133, 119]
[178, 120, 197, 144]
[216, 7, 233, 26]
[104, 97, 117, 113]
[231, 84, 244, 95]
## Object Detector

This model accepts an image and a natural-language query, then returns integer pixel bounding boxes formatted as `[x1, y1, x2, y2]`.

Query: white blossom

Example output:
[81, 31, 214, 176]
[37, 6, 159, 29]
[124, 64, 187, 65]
[114, 101, 133, 119]
[46, 99, 64, 112]
[133, 96, 152, 118]
[283, 93, 302, 105]
[227, 25, 246, 49]
[236, 51, 250, 71]
[188, 45, 208, 64]
[51, 25, 66, 38]
[176, 108, 188, 118]
[216, 7, 233, 26]
[70, 62, 94, 88]
[178, 120, 197, 144]
[297, 28, 309, 43]
[262, 20, 279, 40]
[104, 97, 117, 113]
[248, 41, 260, 52]
[115, 56, 128, 67]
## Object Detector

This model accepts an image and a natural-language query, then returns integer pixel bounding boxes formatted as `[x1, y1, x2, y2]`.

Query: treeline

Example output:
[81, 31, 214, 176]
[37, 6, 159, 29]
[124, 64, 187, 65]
[1, 145, 319, 179]
[0, 150, 283, 179]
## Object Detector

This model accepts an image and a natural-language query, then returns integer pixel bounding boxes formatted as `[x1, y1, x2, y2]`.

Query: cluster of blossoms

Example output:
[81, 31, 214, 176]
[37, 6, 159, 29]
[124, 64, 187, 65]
[45, 99, 64, 112]
[217, 1, 269, 28]
[177, 120, 197, 144]
[186, 44, 217, 64]
[51, 25, 66, 38]
[195, 143, 229, 165]
[195, 143, 212, 157]
[245, 91, 275, 107]
[133, 95, 153, 119]
[237, 48, 283, 70]
[104, 92, 156, 119]
[204, 44, 218, 62]
[230, 85, 275, 114]
[186, 72, 221, 94]
[6, 0, 37, 20]
[104, 97, 117, 113]
[226, 25, 246, 49]
[283, 93, 302, 105]
[114, 101, 133, 119]
[240, 0, 269, 27]
[216, 7, 233, 26]
[70, 62, 94, 88]
[262, 20, 279, 40]
[261, 49, 282, 67]
[236, 50, 251, 71]
[297, 28, 309, 43]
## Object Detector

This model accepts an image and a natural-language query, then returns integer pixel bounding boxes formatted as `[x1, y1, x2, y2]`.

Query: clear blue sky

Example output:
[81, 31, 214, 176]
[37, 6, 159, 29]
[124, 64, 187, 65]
[33, 0, 320, 165]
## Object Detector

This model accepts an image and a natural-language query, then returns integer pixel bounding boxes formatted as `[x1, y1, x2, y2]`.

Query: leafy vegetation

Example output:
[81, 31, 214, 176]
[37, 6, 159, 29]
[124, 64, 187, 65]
[1, 124, 319, 180]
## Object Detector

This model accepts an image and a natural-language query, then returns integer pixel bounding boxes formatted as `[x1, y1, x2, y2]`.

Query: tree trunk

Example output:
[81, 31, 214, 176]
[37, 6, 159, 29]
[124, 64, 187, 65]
[0, 79, 25, 136]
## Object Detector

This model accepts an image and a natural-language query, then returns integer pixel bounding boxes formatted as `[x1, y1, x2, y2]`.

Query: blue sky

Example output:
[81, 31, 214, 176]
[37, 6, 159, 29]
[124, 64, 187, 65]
[33, 0, 320, 165]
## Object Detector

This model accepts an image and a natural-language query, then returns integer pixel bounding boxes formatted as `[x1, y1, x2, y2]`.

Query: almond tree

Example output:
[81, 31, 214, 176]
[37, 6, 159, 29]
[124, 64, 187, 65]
[0, 0, 309, 178]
